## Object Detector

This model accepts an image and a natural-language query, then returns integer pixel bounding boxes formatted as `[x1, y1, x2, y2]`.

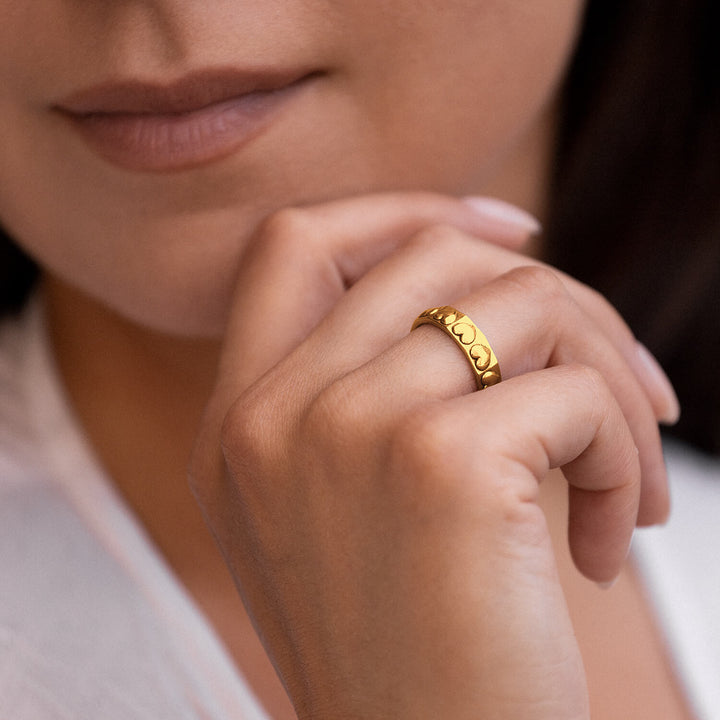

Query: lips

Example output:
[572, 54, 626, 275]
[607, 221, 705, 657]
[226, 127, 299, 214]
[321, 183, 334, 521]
[55, 68, 319, 172]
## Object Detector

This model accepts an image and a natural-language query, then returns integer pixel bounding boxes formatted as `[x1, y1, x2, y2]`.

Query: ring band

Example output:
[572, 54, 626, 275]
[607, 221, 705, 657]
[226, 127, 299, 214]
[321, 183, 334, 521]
[411, 306, 502, 390]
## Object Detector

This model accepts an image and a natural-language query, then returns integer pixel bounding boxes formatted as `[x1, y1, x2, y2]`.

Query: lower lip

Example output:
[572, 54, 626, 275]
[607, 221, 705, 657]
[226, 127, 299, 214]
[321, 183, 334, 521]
[59, 77, 312, 173]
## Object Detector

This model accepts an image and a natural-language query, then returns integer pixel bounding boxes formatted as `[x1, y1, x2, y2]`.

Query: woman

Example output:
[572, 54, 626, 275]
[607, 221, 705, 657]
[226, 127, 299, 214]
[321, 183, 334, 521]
[0, 1, 717, 718]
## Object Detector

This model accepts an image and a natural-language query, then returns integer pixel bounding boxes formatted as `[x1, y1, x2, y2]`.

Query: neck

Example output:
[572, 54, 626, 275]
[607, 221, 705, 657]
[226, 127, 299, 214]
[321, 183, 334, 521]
[43, 275, 222, 575]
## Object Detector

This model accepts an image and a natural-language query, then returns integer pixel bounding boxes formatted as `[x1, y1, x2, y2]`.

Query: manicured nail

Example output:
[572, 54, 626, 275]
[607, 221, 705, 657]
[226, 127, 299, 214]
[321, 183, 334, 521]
[636, 343, 681, 425]
[461, 196, 542, 237]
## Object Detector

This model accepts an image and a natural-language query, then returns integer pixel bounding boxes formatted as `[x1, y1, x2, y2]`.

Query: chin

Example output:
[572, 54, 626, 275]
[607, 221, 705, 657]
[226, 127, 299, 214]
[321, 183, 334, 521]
[113, 284, 234, 339]
[46, 258, 237, 340]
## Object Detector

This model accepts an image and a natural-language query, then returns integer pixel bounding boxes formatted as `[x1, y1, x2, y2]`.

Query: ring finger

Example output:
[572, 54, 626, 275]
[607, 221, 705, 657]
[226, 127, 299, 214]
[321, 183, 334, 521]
[297, 264, 667, 524]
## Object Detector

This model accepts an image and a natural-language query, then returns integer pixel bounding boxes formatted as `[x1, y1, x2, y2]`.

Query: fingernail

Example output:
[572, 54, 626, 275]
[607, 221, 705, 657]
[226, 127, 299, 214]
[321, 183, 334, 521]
[636, 343, 681, 425]
[461, 196, 542, 237]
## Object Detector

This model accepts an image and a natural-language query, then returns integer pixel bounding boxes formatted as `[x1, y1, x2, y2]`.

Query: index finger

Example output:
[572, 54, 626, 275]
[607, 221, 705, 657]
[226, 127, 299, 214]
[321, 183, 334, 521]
[217, 192, 538, 393]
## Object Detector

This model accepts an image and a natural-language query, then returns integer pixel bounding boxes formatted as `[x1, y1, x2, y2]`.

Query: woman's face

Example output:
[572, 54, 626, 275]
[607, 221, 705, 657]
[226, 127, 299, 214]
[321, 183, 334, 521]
[0, 1, 584, 335]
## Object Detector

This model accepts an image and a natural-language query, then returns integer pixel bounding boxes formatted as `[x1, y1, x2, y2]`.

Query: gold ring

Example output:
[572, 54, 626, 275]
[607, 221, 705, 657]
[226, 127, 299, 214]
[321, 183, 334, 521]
[411, 306, 502, 390]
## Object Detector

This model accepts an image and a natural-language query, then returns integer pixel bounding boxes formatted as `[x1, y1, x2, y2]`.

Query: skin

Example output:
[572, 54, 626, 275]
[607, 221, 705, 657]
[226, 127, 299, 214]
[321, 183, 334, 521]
[0, 0, 582, 334]
[0, 1, 691, 718]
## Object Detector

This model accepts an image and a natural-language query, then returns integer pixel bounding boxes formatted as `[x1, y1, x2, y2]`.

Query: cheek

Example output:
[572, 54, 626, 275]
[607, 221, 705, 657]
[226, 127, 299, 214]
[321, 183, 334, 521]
[336, 1, 585, 186]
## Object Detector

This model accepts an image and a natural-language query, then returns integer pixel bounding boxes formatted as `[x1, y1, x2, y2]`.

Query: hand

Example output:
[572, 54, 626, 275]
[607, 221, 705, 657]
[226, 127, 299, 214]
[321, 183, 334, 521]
[190, 193, 676, 719]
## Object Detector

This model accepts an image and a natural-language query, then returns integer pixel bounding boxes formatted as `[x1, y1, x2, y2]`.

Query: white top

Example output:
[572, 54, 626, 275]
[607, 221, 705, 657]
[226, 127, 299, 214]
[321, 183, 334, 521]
[633, 444, 720, 720]
[1, 302, 719, 719]
[0, 302, 270, 719]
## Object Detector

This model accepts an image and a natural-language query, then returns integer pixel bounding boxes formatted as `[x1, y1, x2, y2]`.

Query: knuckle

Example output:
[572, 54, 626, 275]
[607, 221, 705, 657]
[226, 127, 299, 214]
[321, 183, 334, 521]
[564, 362, 609, 397]
[301, 377, 374, 458]
[256, 207, 343, 296]
[303, 383, 345, 438]
[388, 405, 461, 485]
[219, 388, 280, 476]
[408, 222, 466, 253]
[256, 207, 314, 257]
[260, 206, 311, 239]
[560, 363, 617, 425]
[401, 225, 478, 301]
[502, 264, 569, 306]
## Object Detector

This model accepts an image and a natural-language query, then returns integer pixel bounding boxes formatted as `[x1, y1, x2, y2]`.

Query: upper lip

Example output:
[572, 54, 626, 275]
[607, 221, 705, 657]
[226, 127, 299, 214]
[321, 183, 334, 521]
[55, 67, 318, 116]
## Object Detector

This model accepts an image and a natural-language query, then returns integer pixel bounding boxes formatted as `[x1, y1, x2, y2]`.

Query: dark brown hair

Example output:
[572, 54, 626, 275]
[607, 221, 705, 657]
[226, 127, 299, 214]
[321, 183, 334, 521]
[1, 1, 719, 450]
[546, 0, 720, 452]
[0, 236, 38, 315]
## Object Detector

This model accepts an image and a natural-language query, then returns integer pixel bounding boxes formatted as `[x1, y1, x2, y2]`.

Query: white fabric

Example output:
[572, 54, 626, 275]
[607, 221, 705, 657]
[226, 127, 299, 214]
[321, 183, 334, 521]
[633, 442, 720, 720]
[1, 301, 719, 719]
[0, 302, 269, 719]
